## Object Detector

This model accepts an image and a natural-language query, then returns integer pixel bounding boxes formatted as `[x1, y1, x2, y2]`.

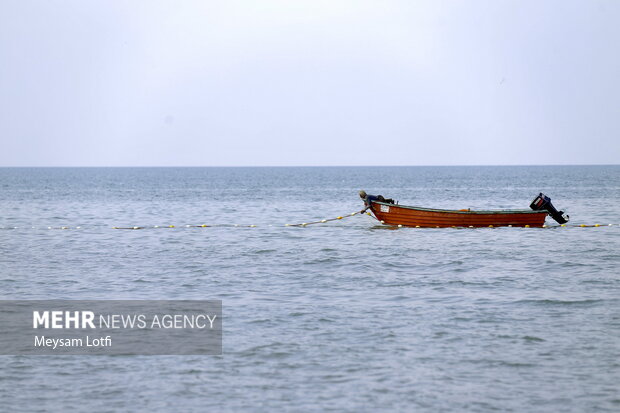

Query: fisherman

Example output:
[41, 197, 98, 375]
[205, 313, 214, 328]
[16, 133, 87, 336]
[359, 190, 376, 208]
[359, 190, 394, 211]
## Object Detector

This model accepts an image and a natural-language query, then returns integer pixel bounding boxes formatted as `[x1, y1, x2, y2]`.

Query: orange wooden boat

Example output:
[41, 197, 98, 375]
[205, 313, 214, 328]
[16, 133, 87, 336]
[359, 191, 568, 228]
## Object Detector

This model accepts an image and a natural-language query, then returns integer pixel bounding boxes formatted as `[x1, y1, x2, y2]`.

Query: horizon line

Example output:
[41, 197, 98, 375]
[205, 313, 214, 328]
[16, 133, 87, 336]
[0, 163, 619, 168]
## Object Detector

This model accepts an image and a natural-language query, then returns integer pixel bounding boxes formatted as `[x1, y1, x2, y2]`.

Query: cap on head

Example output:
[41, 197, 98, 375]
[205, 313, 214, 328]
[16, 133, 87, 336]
[359, 190, 367, 199]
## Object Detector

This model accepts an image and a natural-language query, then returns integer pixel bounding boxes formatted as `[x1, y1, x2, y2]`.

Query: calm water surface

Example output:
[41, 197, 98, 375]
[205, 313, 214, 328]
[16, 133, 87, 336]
[1, 166, 619, 412]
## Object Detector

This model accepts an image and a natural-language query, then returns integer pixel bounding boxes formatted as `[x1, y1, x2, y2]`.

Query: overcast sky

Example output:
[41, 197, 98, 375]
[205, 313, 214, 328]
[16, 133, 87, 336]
[0, 0, 618, 166]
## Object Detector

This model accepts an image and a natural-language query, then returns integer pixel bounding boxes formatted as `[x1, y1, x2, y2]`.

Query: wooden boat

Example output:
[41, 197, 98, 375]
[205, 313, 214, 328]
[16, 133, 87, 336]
[359, 191, 568, 228]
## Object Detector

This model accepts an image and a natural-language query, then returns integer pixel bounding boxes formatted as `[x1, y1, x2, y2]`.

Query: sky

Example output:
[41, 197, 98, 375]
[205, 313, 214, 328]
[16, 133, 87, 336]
[0, 0, 618, 166]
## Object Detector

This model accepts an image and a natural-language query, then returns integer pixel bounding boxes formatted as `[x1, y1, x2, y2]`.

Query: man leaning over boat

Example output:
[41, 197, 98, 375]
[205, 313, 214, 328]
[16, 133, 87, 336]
[359, 190, 395, 212]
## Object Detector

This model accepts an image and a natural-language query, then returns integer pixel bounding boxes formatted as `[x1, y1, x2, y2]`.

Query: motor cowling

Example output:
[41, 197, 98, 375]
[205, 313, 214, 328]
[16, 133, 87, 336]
[530, 193, 569, 224]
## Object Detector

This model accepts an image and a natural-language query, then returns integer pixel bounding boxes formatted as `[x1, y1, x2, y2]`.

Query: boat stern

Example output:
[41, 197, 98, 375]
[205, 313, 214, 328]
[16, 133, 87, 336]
[530, 193, 569, 224]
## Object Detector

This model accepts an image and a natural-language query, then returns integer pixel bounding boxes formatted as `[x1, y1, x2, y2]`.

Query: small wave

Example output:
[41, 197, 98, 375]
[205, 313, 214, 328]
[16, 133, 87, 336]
[288, 312, 307, 317]
[302, 257, 338, 265]
[513, 299, 606, 306]
[253, 249, 276, 254]
[248, 318, 272, 324]
[522, 335, 545, 342]
[496, 360, 537, 367]
[179, 369, 203, 375]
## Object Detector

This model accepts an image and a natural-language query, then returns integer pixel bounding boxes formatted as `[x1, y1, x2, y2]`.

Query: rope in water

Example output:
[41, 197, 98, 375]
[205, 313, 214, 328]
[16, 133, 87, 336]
[0, 210, 367, 230]
[110, 210, 366, 229]
[1, 212, 619, 231]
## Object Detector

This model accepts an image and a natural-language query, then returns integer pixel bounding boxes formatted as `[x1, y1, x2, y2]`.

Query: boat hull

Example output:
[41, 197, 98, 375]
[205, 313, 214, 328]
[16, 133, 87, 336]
[369, 201, 547, 228]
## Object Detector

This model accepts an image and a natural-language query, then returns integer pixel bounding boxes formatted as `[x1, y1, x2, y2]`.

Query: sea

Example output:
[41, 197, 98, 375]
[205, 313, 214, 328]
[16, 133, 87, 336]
[0, 166, 619, 412]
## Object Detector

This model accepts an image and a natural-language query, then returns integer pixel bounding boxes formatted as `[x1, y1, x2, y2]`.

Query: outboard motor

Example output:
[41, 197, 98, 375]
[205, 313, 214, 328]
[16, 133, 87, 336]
[530, 193, 569, 224]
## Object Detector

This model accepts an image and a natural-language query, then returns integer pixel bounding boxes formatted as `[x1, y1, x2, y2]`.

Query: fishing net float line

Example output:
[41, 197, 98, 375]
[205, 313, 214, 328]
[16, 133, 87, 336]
[1, 211, 618, 231]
